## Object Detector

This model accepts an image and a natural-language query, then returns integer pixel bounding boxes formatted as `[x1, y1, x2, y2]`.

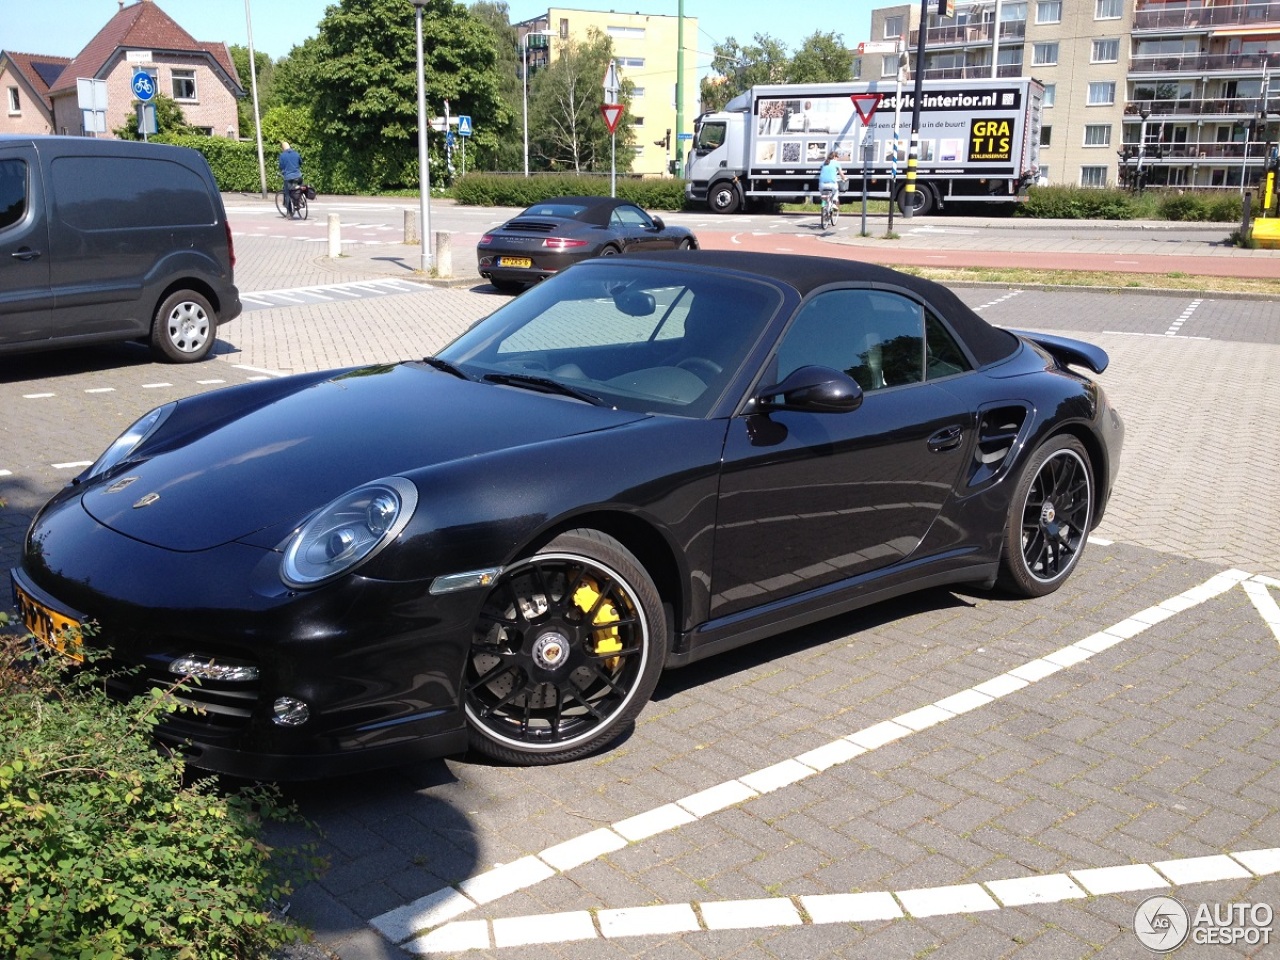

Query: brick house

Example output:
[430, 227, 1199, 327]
[1, 0, 243, 139]
[0, 52, 72, 134]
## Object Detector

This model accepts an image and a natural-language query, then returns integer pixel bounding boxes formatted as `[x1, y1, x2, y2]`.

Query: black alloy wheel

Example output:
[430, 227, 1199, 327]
[463, 529, 665, 764]
[999, 435, 1094, 597]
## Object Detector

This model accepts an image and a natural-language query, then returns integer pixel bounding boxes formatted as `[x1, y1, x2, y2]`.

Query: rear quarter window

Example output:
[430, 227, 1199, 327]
[0, 158, 26, 230]
[50, 156, 216, 230]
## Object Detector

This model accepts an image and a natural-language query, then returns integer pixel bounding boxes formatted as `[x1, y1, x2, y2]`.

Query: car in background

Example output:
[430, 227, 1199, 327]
[12, 251, 1122, 779]
[0, 136, 240, 364]
[477, 195, 696, 292]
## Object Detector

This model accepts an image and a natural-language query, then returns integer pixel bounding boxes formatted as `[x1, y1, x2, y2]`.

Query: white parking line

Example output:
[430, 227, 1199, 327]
[371, 568, 1254, 947]
[407, 847, 1280, 954]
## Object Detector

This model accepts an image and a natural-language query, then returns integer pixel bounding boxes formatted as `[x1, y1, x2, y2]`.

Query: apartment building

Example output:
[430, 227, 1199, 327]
[515, 7, 699, 176]
[866, 0, 1279, 189]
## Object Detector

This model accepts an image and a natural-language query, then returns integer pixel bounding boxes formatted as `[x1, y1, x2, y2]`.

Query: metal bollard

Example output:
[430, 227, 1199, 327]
[433, 231, 452, 278]
[404, 209, 420, 245]
[327, 214, 341, 258]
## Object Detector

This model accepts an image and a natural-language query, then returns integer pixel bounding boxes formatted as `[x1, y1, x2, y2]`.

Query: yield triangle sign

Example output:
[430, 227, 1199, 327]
[850, 93, 883, 124]
[601, 103, 624, 135]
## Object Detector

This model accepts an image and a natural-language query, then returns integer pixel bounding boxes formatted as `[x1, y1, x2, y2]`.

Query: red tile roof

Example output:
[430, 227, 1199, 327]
[1, 51, 71, 110]
[47, 0, 242, 97]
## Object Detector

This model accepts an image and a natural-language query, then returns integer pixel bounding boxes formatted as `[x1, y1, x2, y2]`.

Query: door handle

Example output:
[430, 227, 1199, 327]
[927, 425, 964, 452]
[11, 248, 41, 261]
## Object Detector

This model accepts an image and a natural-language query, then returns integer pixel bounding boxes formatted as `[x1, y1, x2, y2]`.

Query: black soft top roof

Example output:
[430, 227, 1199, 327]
[625, 249, 1019, 367]
[517, 195, 634, 227]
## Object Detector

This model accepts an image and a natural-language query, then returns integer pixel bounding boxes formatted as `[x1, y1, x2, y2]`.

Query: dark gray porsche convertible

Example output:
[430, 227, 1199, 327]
[477, 195, 697, 292]
[11, 251, 1122, 779]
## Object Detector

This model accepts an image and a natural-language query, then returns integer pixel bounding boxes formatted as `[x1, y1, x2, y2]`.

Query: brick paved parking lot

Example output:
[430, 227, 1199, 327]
[2, 226, 1279, 959]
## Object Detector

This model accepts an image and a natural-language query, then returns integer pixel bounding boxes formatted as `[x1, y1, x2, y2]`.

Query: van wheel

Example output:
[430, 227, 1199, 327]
[151, 290, 216, 363]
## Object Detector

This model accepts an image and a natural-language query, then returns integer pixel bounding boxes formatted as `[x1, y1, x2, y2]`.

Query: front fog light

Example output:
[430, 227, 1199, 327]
[272, 697, 311, 727]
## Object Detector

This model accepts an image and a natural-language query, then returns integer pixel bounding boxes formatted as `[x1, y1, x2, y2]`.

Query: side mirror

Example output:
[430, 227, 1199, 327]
[755, 365, 863, 413]
[613, 289, 656, 317]
[650, 216, 665, 230]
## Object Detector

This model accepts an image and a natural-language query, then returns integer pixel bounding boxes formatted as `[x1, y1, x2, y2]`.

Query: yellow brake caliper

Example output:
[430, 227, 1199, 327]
[573, 578, 622, 670]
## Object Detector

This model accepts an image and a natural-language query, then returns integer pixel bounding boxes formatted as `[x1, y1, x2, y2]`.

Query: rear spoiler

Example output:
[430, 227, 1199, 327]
[1009, 329, 1109, 375]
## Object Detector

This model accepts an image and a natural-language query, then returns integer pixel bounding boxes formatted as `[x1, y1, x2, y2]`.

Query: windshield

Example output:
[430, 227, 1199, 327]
[438, 262, 783, 417]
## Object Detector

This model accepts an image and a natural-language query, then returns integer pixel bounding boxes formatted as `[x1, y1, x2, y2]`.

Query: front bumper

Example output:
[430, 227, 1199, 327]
[12, 497, 479, 780]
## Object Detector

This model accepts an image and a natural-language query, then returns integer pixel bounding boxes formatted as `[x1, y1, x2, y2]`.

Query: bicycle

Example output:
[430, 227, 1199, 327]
[274, 182, 311, 220]
[819, 187, 841, 229]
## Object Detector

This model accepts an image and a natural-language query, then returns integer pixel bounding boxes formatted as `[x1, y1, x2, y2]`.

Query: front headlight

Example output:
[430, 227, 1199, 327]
[83, 403, 176, 481]
[281, 477, 419, 588]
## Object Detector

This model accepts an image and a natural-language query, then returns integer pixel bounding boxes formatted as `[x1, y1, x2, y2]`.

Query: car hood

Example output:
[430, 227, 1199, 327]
[80, 362, 649, 551]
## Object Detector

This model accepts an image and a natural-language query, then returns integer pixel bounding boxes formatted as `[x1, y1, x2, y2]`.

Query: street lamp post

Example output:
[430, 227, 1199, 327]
[243, 0, 268, 199]
[412, 0, 432, 272]
[522, 30, 553, 177]
[903, 0, 930, 218]
[1136, 103, 1151, 194]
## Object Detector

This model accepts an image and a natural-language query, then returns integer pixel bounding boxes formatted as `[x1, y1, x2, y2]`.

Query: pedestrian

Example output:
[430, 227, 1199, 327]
[278, 140, 303, 219]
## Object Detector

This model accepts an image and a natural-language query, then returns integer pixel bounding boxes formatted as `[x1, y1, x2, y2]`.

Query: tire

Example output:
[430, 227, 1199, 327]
[998, 435, 1094, 598]
[709, 181, 741, 214]
[677, 237, 694, 251]
[295, 194, 309, 221]
[463, 529, 666, 765]
[273, 191, 286, 217]
[598, 245, 621, 256]
[150, 290, 216, 363]
[897, 184, 935, 217]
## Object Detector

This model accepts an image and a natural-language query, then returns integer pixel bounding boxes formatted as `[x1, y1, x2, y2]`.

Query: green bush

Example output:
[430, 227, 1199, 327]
[1155, 189, 1242, 223]
[0, 628, 318, 960]
[453, 172, 688, 210]
[1020, 185, 1139, 220]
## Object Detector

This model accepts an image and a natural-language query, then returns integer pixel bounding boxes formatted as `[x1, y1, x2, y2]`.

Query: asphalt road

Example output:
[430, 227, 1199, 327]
[3, 217, 1279, 960]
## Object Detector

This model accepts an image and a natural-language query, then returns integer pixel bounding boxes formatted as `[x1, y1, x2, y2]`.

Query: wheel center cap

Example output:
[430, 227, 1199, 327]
[1041, 501, 1057, 525]
[533, 631, 571, 669]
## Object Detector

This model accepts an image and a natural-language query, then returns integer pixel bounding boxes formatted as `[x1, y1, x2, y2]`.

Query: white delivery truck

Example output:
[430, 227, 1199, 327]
[684, 77, 1044, 216]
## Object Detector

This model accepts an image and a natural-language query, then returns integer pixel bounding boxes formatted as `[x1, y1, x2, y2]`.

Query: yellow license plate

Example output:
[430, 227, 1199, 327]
[14, 583, 84, 662]
[498, 257, 532, 268]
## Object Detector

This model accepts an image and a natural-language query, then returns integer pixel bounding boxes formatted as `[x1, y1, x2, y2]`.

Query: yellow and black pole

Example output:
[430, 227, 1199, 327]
[905, 0, 953, 218]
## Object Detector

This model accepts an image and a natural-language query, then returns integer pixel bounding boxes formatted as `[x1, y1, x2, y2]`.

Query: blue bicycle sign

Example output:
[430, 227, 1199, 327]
[131, 71, 156, 102]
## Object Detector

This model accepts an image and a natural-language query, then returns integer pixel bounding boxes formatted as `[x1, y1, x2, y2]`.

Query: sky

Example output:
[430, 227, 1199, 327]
[4, 0, 877, 75]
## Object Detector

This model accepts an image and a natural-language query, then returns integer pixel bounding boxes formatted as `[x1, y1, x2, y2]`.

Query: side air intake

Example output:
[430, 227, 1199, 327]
[969, 404, 1029, 488]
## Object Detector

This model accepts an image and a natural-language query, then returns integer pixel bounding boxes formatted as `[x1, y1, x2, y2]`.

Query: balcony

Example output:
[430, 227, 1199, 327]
[1124, 95, 1272, 118]
[1133, 0, 1280, 31]
[910, 21, 1026, 47]
[1129, 50, 1280, 74]
[919, 63, 1026, 81]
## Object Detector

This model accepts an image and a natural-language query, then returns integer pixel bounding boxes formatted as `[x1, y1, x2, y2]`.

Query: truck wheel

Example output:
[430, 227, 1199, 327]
[897, 184, 935, 217]
[709, 182, 741, 214]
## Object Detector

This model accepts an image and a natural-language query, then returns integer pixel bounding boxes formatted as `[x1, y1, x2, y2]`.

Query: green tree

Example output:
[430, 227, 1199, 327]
[113, 93, 196, 139]
[699, 34, 789, 113]
[229, 43, 278, 138]
[469, 1, 523, 172]
[528, 29, 635, 172]
[786, 31, 854, 83]
[296, 0, 505, 192]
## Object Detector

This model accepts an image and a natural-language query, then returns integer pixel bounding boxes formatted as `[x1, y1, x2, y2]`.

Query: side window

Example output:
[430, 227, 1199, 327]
[925, 311, 972, 379]
[611, 205, 652, 227]
[0, 159, 27, 231]
[776, 290, 925, 391]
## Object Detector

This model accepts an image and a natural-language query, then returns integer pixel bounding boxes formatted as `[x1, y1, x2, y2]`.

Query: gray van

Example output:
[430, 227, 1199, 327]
[0, 136, 240, 364]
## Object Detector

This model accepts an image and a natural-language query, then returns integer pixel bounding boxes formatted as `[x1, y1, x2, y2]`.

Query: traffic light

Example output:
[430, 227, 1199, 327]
[654, 128, 671, 150]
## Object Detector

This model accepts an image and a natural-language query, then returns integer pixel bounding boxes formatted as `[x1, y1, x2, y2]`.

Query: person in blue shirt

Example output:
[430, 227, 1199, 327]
[278, 141, 303, 218]
[818, 150, 845, 217]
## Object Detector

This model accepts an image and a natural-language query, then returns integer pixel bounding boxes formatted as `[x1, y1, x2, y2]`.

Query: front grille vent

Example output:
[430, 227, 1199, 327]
[504, 219, 558, 233]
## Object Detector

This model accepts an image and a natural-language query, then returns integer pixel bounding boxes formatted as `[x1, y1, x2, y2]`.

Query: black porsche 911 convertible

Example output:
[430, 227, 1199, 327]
[12, 251, 1123, 780]
[476, 195, 697, 292]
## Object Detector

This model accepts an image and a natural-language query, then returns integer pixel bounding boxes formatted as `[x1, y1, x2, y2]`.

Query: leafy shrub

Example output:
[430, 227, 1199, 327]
[0, 628, 318, 960]
[1205, 193, 1244, 223]
[453, 172, 688, 210]
[1020, 185, 1139, 220]
[1155, 189, 1242, 223]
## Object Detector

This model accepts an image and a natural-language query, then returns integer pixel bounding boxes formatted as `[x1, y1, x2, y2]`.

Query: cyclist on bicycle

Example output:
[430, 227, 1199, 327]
[818, 150, 846, 223]
[278, 141, 303, 218]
